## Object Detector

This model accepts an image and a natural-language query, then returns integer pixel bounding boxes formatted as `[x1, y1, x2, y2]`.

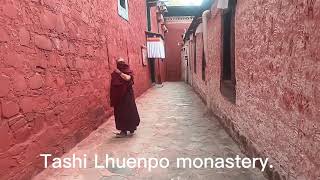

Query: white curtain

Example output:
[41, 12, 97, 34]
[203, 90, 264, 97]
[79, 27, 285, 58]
[217, 0, 229, 9]
[147, 38, 165, 59]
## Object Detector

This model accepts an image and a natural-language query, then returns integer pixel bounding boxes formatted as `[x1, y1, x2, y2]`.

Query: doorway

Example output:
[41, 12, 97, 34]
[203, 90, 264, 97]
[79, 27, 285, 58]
[220, 0, 237, 103]
[149, 58, 156, 83]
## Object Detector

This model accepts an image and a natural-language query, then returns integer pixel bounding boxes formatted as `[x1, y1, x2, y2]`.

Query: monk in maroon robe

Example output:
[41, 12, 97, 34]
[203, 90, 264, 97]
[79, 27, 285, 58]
[110, 58, 140, 138]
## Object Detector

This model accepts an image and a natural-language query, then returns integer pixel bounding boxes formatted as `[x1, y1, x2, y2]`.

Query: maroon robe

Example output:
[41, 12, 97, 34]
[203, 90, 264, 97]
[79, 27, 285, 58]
[110, 63, 140, 132]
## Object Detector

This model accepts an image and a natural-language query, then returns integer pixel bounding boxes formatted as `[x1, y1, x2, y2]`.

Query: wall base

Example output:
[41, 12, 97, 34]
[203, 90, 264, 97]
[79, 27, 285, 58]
[210, 110, 287, 180]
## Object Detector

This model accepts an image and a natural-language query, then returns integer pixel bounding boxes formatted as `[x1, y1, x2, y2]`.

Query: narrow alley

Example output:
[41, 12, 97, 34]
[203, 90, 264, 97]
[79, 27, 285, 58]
[33, 82, 266, 180]
[1, 0, 319, 179]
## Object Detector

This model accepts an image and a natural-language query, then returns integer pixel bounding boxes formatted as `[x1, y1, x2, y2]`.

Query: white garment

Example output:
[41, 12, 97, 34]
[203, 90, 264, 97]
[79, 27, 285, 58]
[195, 23, 203, 34]
[147, 38, 165, 59]
[217, 0, 229, 9]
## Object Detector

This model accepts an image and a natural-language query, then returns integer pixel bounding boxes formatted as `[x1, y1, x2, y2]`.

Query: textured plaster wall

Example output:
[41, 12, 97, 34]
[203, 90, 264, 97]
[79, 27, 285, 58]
[190, 31, 207, 102]
[165, 23, 190, 81]
[0, 0, 152, 179]
[188, 0, 320, 179]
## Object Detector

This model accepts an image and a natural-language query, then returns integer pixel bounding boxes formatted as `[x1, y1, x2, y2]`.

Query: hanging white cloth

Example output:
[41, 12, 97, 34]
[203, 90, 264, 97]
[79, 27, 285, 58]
[147, 37, 165, 59]
[217, 0, 229, 9]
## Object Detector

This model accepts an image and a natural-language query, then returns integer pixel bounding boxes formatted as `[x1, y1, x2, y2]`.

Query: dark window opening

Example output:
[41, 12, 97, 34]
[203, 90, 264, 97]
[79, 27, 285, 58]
[194, 33, 197, 74]
[120, 0, 126, 9]
[146, 5, 152, 31]
[202, 47, 206, 81]
[220, 0, 237, 103]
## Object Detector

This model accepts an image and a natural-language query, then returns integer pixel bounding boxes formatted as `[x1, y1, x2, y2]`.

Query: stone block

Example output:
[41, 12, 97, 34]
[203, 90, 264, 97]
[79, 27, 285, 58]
[28, 73, 43, 89]
[20, 97, 34, 113]
[0, 122, 13, 152]
[32, 96, 50, 112]
[8, 115, 27, 130]
[56, 14, 66, 33]
[53, 38, 61, 50]
[29, 114, 44, 133]
[45, 72, 55, 88]
[60, 39, 69, 53]
[40, 10, 56, 30]
[19, 27, 30, 46]
[13, 73, 27, 92]
[59, 56, 67, 68]
[34, 35, 52, 50]
[0, 27, 9, 42]
[68, 43, 76, 54]
[0, 75, 10, 97]
[56, 77, 65, 87]
[1, 101, 20, 118]
[4, 53, 24, 68]
[13, 125, 32, 144]
[3, 4, 18, 18]
[47, 54, 59, 67]
[32, 56, 48, 70]
[43, 0, 57, 9]
[75, 58, 85, 69]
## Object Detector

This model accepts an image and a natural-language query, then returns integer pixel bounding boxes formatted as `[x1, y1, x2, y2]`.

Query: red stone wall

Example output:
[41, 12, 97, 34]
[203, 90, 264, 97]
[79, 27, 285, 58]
[165, 23, 190, 81]
[190, 31, 207, 102]
[188, 1, 320, 179]
[0, 0, 152, 179]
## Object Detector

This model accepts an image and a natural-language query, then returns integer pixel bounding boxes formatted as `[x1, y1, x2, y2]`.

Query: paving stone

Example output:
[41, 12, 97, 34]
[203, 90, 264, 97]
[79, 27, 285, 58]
[33, 82, 266, 180]
[107, 166, 134, 176]
[100, 176, 127, 180]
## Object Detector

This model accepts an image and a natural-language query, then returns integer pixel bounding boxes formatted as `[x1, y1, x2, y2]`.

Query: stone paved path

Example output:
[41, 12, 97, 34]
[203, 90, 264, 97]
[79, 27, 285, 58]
[33, 82, 266, 180]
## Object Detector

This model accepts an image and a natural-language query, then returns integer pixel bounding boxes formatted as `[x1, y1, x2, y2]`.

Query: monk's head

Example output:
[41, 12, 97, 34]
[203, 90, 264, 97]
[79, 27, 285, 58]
[116, 57, 128, 69]
[116, 58, 126, 65]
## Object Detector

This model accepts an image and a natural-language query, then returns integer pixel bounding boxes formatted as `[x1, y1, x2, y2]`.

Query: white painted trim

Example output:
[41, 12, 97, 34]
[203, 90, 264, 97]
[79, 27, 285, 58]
[118, 0, 129, 20]
[164, 16, 194, 24]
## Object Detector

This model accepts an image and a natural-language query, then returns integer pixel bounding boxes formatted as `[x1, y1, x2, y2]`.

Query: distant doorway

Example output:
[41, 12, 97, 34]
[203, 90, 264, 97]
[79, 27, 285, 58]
[149, 58, 156, 83]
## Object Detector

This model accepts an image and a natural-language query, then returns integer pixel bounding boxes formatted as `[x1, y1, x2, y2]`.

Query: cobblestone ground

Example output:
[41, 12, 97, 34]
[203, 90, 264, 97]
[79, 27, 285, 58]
[34, 82, 266, 180]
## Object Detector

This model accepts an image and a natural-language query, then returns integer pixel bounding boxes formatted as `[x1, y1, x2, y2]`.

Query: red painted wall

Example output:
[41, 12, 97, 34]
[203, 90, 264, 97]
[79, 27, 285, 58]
[165, 23, 190, 81]
[190, 31, 207, 101]
[0, 0, 152, 179]
[187, 1, 320, 179]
